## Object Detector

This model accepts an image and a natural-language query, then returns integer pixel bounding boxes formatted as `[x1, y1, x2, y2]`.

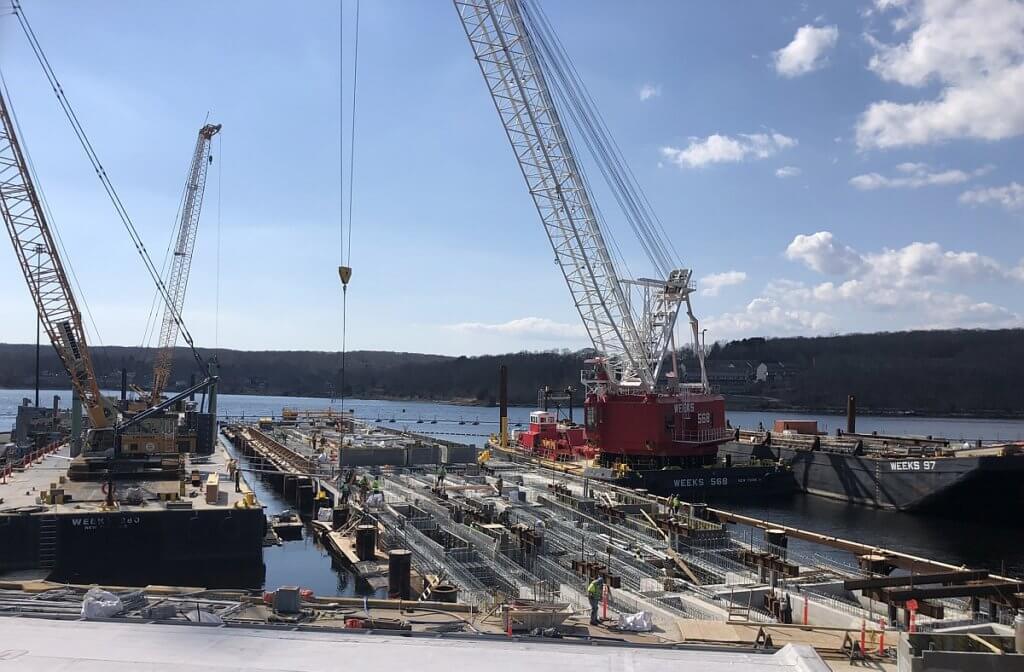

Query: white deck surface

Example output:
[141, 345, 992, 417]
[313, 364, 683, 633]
[0, 617, 831, 671]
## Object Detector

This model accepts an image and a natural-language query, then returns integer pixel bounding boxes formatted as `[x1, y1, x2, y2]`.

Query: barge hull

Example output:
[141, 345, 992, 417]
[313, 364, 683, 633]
[718, 441, 1024, 513]
[0, 507, 265, 587]
[608, 464, 796, 501]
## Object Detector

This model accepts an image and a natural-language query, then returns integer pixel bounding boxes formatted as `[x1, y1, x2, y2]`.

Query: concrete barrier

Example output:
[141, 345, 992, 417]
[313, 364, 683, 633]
[340, 446, 408, 466]
[406, 444, 441, 466]
[441, 444, 479, 464]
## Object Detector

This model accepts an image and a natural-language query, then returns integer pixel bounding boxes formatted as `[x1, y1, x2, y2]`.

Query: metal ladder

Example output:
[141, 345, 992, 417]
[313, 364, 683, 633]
[38, 515, 58, 571]
[726, 587, 752, 623]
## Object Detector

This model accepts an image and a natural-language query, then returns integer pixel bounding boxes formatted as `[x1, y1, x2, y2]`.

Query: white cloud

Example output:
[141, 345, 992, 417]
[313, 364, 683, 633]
[775, 166, 802, 178]
[785, 231, 863, 275]
[959, 182, 1024, 211]
[774, 24, 839, 77]
[857, 0, 1024, 149]
[787, 231, 1017, 285]
[661, 133, 796, 168]
[864, 242, 1011, 285]
[700, 270, 747, 297]
[767, 278, 1019, 328]
[849, 163, 988, 189]
[444, 317, 586, 342]
[704, 296, 834, 340]
[707, 230, 1024, 339]
[709, 231, 1023, 339]
[639, 83, 661, 101]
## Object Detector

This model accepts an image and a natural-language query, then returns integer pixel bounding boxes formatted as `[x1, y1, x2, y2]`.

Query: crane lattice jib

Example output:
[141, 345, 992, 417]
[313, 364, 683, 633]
[455, 0, 652, 389]
[0, 90, 110, 428]
[150, 123, 220, 403]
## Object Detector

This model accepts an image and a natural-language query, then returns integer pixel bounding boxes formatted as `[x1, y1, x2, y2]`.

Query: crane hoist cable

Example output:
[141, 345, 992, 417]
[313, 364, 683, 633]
[336, 0, 360, 448]
[519, 0, 680, 276]
[12, 0, 205, 375]
[140, 164, 191, 351]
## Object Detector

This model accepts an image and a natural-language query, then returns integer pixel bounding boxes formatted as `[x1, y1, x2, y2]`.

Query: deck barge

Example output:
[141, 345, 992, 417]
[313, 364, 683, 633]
[0, 438, 266, 587]
[720, 423, 1024, 512]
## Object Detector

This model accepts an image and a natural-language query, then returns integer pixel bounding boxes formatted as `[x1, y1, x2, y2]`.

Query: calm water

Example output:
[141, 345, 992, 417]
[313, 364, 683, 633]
[224, 434, 383, 597]
[5, 387, 1024, 443]
[4, 388, 1023, 587]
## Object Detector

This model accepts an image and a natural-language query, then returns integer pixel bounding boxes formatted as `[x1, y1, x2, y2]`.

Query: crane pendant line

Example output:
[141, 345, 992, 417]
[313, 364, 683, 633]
[456, 0, 649, 388]
[456, 0, 698, 392]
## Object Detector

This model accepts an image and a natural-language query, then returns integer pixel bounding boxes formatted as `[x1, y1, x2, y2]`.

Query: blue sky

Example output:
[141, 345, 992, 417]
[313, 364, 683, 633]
[0, 0, 1022, 356]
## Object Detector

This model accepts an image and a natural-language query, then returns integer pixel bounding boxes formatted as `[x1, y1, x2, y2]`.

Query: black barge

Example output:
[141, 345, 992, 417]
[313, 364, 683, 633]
[0, 441, 266, 587]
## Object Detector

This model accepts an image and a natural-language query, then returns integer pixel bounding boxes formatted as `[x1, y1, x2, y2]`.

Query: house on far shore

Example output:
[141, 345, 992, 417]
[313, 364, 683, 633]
[755, 361, 792, 384]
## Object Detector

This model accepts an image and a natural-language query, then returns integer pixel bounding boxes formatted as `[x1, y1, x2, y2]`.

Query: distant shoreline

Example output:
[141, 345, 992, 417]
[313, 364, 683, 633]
[3, 386, 1022, 422]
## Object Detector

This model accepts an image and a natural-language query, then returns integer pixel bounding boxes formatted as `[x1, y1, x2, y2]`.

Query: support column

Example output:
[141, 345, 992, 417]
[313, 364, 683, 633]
[296, 480, 314, 514]
[208, 359, 219, 450]
[499, 364, 508, 449]
[70, 389, 82, 458]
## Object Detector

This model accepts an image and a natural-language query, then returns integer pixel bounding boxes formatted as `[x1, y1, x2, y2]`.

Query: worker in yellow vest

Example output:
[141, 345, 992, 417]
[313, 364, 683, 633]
[587, 575, 605, 625]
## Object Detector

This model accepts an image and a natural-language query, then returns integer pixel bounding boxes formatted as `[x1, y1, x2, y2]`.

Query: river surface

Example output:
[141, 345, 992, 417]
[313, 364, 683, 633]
[4, 388, 1023, 587]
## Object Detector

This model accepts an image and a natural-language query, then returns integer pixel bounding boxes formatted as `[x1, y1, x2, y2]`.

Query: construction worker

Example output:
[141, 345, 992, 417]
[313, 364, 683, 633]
[436, 465, 447, 489]
[340, 481, 350, 505]
[587, 575, 606, 625]
[495, 474, 504, 495]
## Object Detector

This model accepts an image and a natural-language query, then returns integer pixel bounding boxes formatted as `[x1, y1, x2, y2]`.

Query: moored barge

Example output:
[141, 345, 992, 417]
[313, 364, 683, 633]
[718, 418, 1024, 513]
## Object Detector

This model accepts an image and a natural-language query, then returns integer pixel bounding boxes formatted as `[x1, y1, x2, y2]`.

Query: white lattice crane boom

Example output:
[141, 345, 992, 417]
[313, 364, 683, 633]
[455, 0, 703, 392]
[150, 123, 220, 404]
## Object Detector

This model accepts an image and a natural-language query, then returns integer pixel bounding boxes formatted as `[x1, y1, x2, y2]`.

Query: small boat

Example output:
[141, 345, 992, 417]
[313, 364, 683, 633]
[270, 510, 303, 540]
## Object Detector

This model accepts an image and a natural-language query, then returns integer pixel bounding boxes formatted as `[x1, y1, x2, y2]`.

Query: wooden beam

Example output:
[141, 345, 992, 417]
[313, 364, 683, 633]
[864, 589, 946, 618]
[885, 583, 1024, 602]
[844, 570, 989, 591]
[967, 633, 1004, 655]
[641, 509, 702, 586]
[707, 506, 1018, 582]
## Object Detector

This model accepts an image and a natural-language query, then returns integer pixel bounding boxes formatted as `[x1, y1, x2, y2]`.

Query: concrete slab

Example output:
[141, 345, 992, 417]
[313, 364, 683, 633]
[0, 617, 833, 671]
